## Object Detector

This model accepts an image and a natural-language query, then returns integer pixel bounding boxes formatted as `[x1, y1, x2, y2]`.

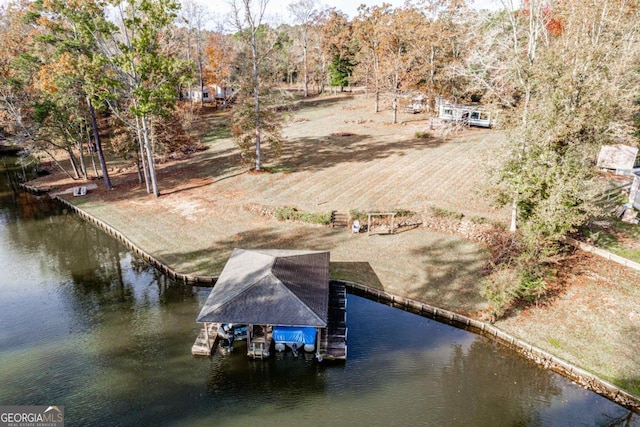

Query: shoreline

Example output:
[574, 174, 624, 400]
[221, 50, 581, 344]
[23, 182, 640, 413]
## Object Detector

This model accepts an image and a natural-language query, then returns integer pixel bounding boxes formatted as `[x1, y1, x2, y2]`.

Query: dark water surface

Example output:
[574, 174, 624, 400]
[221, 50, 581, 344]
[0, 157, 637, 426]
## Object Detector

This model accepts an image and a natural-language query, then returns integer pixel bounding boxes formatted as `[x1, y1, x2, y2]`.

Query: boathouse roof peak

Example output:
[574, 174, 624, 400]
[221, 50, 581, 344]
[196, 249, 330, 327]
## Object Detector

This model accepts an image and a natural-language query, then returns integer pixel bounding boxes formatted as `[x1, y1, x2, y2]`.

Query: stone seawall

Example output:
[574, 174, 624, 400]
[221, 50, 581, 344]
[18, 182, 640, 413]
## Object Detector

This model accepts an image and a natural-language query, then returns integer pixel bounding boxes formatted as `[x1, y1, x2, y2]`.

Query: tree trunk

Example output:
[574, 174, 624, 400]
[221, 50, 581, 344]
[87, 98, 112, 190]
[89, 141, 99, 178]
[429, 45, 435, 86]
[374, 53, 380, 113]
[319, 52, 326, 95]
[136, 116, 151, 194]
[67, 147, 80, 179]
[251, 22, 261, 171]
[141, 116, 159, 197]
[135, 159, 143, 183]
[77, 140, 88, 180]
[303, 39, 309, 97]
[392, 95, 398, 124]
[198, 59, 205, 108]
[43, 147, 76, 180]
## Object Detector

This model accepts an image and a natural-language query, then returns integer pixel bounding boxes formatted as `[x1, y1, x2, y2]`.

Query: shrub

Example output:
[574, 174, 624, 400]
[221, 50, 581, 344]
[518, 269, 547, 304]
[415, 131, 430, 139]
[481, 259, 552, 320]
[430, 206, 464, 220]
[394, 209, 416, 218]
[469, 216, 488, 224]
[480, 266, 520, 319]
[274, 207, 332, 225]
[275, 206, 298, 221]
[349, 209, 369, 222]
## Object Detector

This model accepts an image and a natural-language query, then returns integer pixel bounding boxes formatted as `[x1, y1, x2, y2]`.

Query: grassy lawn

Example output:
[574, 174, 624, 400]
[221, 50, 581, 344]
[582, 218, 640, 263]
[29, 92, 640, 401]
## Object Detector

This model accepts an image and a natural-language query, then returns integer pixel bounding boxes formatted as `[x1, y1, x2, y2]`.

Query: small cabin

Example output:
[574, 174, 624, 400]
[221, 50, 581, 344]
[597, 144, 640, 172]
[437, 102, 492, 128]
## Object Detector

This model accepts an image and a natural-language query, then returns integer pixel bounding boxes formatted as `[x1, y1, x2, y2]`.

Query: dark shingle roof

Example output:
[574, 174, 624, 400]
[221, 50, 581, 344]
[196, 249, 330, 327]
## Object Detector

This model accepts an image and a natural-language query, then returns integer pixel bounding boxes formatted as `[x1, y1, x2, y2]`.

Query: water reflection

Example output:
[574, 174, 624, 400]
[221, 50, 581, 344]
[0, 156, 638, 426]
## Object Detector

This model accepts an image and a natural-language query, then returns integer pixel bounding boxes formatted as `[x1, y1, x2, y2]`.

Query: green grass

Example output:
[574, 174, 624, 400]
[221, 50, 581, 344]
[349, 209, 368, 222]
[263, 164, 296, 173]
[274, 206, 332, 225]
[612, 378, 640, 397]
[201, 126, 231, 144]
[609, 217, 640, 238]
[548, 337, 563, 349]
[430, 206, 464, 220]
[584, 217, 640, 263]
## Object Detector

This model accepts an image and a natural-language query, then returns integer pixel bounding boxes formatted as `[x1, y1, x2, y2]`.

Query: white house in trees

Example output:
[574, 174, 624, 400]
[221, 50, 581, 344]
[182, 84, 234, 104]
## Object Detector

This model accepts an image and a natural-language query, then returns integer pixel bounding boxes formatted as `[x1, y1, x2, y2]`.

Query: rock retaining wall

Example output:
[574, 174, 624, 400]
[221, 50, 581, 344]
[18, 184, 640, 413]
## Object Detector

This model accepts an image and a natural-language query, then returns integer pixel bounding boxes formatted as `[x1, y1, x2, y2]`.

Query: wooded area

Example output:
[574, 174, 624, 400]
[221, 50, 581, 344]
[1, 0, 639, 315]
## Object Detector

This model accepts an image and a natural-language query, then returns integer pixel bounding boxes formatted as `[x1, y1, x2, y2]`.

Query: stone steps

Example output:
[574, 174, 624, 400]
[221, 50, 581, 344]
[331, 211, 349, 228]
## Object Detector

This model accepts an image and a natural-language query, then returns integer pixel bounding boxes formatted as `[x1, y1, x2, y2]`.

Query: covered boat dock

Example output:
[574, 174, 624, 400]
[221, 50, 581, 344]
[192, 249, 347, 361]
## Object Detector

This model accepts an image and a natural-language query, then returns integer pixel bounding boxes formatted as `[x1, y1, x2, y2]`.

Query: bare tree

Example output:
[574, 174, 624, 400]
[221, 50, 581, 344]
[229, 0, 270, 171]
[353, 5, 387, 113]
[180, 0, 210, 106]
[288, 0, 319, 97]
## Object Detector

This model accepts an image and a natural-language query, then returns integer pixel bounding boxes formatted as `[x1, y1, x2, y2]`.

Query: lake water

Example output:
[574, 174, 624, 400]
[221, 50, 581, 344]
[0, 156, 637, 426]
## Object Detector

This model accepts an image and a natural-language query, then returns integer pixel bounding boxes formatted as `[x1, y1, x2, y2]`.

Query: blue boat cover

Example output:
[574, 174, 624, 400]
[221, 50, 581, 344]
[272, 326, 316, 345]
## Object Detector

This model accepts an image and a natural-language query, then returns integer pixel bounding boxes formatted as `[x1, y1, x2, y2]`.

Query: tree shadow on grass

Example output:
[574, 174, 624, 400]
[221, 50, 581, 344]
[290, 93, 359, 111]
[82, 145, 244, 202]
[159, 225, 348, 277]
[618, 324, 640, 397]
[159, 226, 490, 316]
[330, 261, 383, 288]
[407, 237, 490, 314]
[277, 133, 437, 173]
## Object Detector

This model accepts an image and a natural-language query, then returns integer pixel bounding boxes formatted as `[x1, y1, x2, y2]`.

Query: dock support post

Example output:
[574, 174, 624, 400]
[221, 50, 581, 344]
[204, 322, 210, 353]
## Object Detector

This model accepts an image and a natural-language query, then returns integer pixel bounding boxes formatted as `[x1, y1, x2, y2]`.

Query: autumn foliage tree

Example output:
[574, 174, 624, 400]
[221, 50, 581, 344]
[319, 9, 356, 90]
[467, 0, 640, 315]
[203, 32, 235, 97]
[101, 0, 191, 196]
[351, 2, 468, 121]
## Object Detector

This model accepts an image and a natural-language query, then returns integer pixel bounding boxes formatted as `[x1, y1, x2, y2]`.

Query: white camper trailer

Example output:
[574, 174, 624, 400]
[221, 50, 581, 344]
[182, 84, 234, 104]
[437, 100, 492, 128]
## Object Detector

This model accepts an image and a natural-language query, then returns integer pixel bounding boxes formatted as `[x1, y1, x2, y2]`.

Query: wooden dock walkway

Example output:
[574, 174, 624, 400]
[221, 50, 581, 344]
[191, 323, 220, 356]
[319, 281, 348, 360]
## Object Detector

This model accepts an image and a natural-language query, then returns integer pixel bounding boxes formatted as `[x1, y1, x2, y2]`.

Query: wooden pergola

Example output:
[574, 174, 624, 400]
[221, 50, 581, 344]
[367, 212, 396, 236]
